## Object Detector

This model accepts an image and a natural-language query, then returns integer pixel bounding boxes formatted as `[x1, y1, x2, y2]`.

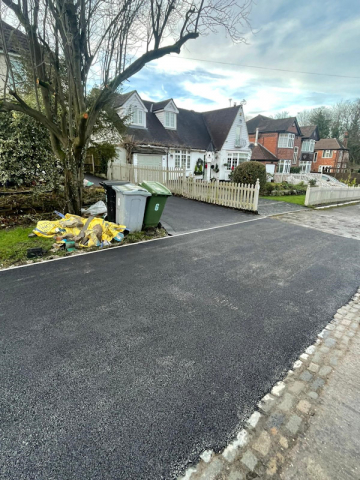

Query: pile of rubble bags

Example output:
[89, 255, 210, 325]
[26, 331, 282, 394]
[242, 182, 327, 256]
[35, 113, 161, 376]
[33, 213, 126, 252]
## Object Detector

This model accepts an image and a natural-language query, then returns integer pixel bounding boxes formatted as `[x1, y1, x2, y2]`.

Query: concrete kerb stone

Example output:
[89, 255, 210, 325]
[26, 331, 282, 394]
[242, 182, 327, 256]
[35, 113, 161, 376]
[178, 288, 360, 480]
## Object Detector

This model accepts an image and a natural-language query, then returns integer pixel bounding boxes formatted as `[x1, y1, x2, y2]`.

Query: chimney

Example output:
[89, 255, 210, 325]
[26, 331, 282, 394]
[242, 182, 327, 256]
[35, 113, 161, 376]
[229, 98, 232, 107]
[343, 131, 348, 147]
[255, 127, 259, 146]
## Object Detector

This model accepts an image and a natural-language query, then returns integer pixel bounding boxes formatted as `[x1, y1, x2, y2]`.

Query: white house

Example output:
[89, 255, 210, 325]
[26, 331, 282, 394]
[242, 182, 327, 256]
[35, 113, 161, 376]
[0, 21, 27, 90]
[111, 91, 252, 181]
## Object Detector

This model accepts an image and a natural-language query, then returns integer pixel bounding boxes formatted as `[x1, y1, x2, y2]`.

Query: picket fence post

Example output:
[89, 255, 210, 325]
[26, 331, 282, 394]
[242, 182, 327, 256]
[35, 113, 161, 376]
[254, 178, 260, 211]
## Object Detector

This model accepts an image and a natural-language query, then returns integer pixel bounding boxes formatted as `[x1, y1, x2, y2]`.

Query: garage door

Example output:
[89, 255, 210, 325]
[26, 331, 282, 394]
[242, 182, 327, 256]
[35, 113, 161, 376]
[137, 154, 163, 168]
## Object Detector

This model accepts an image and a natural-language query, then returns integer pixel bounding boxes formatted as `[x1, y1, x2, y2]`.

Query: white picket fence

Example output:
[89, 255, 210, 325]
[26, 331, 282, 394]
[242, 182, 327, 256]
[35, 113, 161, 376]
[305, 185, 360, 206]
[108, 163, 260, 211]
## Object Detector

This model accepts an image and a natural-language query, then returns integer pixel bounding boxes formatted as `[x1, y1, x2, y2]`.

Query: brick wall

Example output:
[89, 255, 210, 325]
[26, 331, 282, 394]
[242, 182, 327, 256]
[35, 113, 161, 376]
[311, 150, 340, 172]
[249, 132, 301, 165]
[248, 133, 278, 156]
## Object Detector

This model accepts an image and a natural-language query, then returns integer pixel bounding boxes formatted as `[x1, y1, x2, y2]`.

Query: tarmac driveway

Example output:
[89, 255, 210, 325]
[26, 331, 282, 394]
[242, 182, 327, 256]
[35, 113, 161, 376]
[161, 197, 306, 235]
[161, 196, 255, 234]
[1, 217, 360, 480]
[258, 197, 306, 216]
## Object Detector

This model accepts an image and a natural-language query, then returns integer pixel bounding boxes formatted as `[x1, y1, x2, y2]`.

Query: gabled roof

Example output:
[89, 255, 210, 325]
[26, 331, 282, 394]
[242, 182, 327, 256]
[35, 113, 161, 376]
[126, 100, 212, 150]
[112, 91, 243, 151]
[0, 21, 28, 55]
[300, 125, 319, 140]
[314, 138, 348, 150]
[300, 125, 316, 138]
[152, 99, 176, 111]
[202, 106, 241, 150]
[111, 91, 137, 108]
[249, 143, 278, 162]
[247, 114, 301, 135]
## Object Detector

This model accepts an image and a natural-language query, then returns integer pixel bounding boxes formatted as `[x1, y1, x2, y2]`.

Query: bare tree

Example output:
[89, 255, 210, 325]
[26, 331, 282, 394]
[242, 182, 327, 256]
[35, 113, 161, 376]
[296, 109, 312, 126]
[271, 110, 290, 119]
[0, 0, 252, 213]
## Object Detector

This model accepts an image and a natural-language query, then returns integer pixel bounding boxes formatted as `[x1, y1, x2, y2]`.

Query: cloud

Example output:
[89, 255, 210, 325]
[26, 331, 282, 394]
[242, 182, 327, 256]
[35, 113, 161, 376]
[127, 0, 360, 117]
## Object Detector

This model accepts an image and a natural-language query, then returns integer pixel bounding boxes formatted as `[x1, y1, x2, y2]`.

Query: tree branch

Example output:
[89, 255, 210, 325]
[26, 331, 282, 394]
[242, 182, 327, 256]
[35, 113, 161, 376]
[87, 31, 198, 137]
[0, 97, 64, 142]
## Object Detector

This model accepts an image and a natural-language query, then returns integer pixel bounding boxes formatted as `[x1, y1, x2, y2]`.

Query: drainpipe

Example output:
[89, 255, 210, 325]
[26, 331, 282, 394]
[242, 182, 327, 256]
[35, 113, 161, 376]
[255, 128, 259, 146]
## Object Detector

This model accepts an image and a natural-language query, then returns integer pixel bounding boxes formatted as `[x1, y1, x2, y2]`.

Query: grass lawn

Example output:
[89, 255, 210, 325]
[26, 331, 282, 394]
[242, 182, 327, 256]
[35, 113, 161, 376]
[0, 225, 167, 269]
[0, 226, 56, 268]
[261, 195, 306, 206]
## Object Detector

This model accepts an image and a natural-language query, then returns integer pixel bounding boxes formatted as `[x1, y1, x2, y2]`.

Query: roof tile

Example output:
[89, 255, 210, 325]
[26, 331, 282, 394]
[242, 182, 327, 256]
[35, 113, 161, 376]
[314, 138, 347, 150]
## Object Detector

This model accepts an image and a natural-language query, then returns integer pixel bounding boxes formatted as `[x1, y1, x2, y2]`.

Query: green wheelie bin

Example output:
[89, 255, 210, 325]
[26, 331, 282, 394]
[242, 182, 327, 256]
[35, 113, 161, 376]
[139, 181, 172, 228]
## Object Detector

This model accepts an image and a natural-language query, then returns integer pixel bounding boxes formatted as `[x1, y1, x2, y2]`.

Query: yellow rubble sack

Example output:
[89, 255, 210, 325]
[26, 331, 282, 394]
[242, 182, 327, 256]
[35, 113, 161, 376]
[33, 220, 62, 238]
[33, 214, 126, 247]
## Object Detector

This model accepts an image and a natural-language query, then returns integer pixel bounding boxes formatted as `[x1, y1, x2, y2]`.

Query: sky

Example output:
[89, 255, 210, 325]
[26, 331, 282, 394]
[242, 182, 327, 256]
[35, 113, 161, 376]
[126, 0, 360, 118]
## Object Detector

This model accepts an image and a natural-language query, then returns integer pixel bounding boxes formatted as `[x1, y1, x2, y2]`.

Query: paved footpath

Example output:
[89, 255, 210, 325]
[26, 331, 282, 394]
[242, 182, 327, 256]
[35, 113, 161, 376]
[274, 203, 360, 241]
[181, 290, 360, 479]
[280, 324, 360, 479]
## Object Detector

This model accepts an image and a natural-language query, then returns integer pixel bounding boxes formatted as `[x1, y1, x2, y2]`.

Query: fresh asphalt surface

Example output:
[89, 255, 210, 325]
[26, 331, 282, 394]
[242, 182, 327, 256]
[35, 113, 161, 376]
[161, 196, 305, 235]
[161, 196, 254, 234]
[1, 214, 360, 479]
[257, 197, 306, 216]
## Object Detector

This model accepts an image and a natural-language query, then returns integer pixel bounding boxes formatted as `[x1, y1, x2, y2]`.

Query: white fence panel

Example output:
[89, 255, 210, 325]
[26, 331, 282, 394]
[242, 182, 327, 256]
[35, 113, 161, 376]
[273, 172, 346, 188]
[107, 163, 259, 211]
[305, 185, 360, 206]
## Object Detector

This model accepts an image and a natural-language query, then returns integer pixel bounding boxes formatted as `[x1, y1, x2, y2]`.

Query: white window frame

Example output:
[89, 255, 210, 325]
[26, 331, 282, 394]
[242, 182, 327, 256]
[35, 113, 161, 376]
[278, 133, 295, 149]
[313, 152, 318, 163]
[299, 161, 312, 173]
[277, 160, 291, 174]
[235, 126, 241, 147]
[165, 111, 176, 129]
[127, 105, 144, 126]
[301, 139, 315, 153]
[175, 150, 191, 169]
[318, 165, 332, 173]
[226, 152, 248, 170]
[323, 150, 333, 158]
[292, 146, 299, 164]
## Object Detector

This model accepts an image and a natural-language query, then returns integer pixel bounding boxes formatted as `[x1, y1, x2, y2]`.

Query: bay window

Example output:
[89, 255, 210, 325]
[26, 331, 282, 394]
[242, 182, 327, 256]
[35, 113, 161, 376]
[278, 133, 295, 148]
[301, 139, 315, 152]
[299, 161, 312, 173]
[277, 160, 291, 173]
[226, 152, 248, 170]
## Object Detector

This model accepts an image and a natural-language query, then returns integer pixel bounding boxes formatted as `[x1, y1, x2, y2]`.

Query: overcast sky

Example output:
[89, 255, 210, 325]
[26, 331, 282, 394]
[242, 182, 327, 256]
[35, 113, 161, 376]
[126, 0, 360, 118]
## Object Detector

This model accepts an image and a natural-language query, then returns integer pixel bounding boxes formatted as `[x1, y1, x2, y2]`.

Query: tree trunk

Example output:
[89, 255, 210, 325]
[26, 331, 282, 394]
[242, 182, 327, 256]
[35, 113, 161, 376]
[63, 149, 84, 215]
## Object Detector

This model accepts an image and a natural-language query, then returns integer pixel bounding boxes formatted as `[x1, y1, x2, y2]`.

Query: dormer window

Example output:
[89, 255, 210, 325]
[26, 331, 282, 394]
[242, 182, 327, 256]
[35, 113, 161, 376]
[127, 105, 144, 126]
[165, 111, 176, 129]
[153, 99, 179, 130]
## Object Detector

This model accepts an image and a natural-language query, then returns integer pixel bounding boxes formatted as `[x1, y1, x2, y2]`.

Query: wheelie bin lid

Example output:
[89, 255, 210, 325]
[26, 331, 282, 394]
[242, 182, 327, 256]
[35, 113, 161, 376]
[139, 181, 172, 196]
[112, 184, 151, 196]
[99, 180, 129, 189]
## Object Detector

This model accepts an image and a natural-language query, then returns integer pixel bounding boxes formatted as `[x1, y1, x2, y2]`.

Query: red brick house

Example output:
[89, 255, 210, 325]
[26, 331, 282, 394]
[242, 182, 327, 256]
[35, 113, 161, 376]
[299, 125, 320, 173]
[247, 115, 303, 173]
[313, 138, 350, 173]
